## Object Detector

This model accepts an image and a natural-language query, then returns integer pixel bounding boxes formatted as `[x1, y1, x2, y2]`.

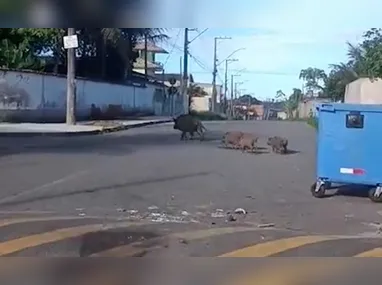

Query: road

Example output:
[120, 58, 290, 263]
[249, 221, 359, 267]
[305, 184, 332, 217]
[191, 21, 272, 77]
[0, 120, 382, 284]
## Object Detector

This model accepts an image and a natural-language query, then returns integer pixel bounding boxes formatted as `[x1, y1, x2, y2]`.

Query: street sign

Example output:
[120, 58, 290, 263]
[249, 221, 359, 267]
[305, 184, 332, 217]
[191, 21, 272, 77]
[63, 35, 78, 49]
[169, 77, 176, 86]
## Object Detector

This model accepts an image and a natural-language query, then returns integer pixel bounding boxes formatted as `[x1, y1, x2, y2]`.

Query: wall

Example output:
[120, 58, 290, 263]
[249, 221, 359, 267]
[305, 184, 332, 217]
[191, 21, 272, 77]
[345, 78, 382, 104]
[190, 97, 210, 112]
[0, 69, 178, 122]
[295, 98, 332, 119]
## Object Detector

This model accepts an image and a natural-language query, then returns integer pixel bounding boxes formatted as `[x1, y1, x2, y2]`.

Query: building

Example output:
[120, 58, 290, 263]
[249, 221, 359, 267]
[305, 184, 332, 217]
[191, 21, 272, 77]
[133, 42, 168, 76]
[154, 73, 194, 88]
[190, 82, 223, 112]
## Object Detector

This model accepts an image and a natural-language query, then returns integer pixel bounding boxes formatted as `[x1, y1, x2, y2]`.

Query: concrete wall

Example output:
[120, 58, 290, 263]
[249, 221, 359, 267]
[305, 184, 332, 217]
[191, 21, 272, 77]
[344, 78, 382, 104]
[190, 97, 210, 112]
[295, 98, 332, 119]
[0, 69, 181, 122]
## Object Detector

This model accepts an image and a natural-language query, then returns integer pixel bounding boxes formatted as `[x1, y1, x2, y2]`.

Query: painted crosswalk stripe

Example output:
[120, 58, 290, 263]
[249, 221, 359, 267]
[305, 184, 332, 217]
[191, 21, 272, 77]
[355, 247, 382, 257]
[91, 227, 262, 257]
[0, 221, 152, 256]
[219, 235, 340, 257]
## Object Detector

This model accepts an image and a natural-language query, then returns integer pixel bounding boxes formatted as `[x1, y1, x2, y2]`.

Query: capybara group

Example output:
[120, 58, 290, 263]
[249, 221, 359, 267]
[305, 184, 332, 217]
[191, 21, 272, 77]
[267, 136, 288, 154]
[173, 114, 207, 140]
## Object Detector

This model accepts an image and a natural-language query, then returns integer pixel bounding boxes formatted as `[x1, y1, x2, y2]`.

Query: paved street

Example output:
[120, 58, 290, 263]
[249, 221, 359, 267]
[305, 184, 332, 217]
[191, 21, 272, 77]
[0, 120, 382, 284]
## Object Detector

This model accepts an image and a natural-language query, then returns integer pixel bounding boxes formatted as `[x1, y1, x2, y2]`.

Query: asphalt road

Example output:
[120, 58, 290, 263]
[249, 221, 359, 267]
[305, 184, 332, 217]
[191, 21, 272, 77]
[0, 120, 382, 284]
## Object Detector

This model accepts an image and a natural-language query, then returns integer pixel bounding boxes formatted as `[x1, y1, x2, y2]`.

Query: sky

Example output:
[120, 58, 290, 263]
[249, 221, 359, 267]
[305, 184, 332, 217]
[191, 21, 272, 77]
[155, 0, 382, 101]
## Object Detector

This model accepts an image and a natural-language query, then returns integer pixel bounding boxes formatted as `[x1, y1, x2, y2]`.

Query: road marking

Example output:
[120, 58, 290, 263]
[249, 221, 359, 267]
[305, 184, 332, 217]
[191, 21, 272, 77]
[219, 235, 339, 257]
[91, 227, 263, 257]
[0, 170, 90, 205]
[355, 247, 382, 257]
[224, 259, 348, 285]
[0, 215, 132, 228]
[0, 221, 152, 256]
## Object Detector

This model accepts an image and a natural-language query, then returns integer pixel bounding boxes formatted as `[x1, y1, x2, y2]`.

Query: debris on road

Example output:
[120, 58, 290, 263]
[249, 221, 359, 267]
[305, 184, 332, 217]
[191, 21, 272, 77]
[148, 205, 159, 210]
[181, 211, 190, 216]
[227, 214, 237, 222]
[234, 208, 247, 215]
[257, 223, 275, 228]
[211, 209, 225, 218]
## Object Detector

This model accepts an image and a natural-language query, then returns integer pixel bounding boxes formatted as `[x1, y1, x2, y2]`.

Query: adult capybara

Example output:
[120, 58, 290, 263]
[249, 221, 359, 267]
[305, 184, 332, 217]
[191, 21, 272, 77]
[238, 133, 258, 153]
[267, 136, 288, 154]
[221, 131, 244, 149]
[173, 114, 206, 140]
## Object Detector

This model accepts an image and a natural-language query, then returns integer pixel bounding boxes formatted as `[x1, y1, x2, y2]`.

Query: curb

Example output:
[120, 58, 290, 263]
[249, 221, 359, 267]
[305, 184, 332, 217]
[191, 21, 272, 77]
[0, 119, 172, 138]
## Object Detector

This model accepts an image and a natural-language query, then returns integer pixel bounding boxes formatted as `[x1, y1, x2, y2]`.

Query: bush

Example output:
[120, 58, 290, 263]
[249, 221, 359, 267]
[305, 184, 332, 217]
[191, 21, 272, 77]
[307, 116, 318, 129]
[189, 110, 227, 121]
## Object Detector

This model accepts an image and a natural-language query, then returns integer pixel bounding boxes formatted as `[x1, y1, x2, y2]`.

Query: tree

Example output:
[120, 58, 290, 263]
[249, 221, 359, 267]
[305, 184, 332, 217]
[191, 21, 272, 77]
[299, 67, 327, 95]
[0, 28, 169, 81]
[188, 83, 208, 97]
[275, 89, 302, 119]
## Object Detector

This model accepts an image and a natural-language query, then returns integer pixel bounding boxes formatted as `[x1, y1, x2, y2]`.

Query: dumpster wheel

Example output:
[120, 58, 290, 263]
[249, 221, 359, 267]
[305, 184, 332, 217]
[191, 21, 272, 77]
[310, 182, 327, 198]
[368, 187, 382, 203]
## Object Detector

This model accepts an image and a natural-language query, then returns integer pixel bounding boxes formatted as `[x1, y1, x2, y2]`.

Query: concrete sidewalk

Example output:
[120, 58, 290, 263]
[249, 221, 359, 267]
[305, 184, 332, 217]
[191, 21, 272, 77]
[0, 118, 172, 137]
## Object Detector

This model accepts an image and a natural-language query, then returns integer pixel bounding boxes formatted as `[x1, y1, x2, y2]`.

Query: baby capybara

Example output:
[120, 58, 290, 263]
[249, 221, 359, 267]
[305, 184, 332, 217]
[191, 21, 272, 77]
[238, 133, 258, 153]
[267, 136, 288, 154]
[221, 131, 244, 149]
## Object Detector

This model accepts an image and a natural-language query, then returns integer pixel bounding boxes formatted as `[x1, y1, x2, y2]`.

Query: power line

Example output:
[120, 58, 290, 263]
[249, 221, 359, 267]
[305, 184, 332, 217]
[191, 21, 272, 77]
[188, 70, 299, 76]
[188, 52, 212, 73]
[163, 29, 182, 67]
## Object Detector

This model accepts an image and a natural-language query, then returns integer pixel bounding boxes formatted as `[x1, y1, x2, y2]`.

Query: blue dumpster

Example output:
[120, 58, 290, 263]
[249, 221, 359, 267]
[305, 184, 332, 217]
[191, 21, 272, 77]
[312, 103, 382, 202]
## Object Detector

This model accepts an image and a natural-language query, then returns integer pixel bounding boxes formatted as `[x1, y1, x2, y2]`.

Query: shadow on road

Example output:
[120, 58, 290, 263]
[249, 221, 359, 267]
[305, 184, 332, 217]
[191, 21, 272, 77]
[0, 171, 213, 207]
[79, 229, 160, 257]
[0, 129, 226, 158]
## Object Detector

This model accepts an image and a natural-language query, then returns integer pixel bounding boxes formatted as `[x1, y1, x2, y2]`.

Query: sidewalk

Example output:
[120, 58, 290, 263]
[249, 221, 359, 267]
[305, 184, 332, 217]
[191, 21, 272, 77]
[0, 118, 172, 137]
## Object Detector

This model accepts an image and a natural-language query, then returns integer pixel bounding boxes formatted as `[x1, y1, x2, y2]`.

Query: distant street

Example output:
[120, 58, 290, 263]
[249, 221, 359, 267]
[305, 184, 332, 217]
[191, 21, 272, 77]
[1, 120, 382, 283]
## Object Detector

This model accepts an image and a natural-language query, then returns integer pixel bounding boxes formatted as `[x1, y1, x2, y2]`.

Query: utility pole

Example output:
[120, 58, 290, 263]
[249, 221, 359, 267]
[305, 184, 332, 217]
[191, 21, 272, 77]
[224, 59, 238, 116]
[66, 28, 76, 125]
[224, 60, 228, 115]
[182, 28, 189, 114]
[212, 36, 231, 113]
[144, 31, 148, 80]
[230, 74, 234, 117]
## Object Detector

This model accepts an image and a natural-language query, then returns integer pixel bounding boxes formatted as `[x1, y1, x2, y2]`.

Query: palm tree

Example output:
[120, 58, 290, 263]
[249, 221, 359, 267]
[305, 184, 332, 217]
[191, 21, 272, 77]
[299, 67, 327, 95]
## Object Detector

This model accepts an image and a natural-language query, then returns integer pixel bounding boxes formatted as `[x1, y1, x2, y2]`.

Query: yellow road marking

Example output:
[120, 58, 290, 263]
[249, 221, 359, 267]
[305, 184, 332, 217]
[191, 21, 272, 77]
[0, 216, 120, 228]
[219, 235, 339, 257]
[91, 227, 261, 257]
[355, 247, 382, 257]
[0, 221, 151, 256]
[224, 259, 348, 285]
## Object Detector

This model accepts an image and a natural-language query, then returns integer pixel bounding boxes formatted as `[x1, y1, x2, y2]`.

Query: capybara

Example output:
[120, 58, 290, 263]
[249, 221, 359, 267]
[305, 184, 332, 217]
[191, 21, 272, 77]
[238, 133, 258, 153]
[267, 136, 288, 154]
[221, 131, 244, 149]
[173, 114, 206, 140]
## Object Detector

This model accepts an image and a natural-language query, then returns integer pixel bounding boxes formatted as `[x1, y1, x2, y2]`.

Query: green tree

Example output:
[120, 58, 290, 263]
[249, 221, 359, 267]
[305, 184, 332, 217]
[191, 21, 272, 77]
[299, 67, 327, 95]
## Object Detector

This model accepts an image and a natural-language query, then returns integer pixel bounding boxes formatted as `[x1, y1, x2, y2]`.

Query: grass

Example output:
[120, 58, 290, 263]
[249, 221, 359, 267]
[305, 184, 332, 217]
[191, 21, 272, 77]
[307, 116, 318, 129]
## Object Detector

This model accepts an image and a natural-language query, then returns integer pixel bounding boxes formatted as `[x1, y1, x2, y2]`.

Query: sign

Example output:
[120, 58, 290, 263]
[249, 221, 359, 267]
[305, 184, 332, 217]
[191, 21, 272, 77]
[169, 77, 177, 86]
[63, 35, 79, 49]
[168, 86, 178, 95]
